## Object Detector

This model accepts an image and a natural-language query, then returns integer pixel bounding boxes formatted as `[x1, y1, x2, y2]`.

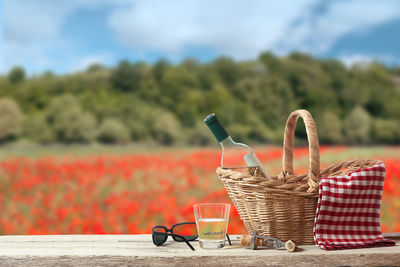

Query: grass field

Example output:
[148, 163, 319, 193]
[0, 144, 399, 235]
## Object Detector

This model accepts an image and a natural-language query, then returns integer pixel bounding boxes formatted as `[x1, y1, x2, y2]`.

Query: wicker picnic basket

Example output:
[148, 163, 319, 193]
[216, 109, 379, 245]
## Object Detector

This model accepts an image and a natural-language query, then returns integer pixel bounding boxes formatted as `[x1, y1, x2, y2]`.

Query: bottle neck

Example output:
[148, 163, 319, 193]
[204, 114, 229, 143]
[220, 136, 233, 145]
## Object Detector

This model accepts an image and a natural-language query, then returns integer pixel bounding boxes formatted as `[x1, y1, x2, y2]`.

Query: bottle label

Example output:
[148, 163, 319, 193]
[244, 152, 259, 167]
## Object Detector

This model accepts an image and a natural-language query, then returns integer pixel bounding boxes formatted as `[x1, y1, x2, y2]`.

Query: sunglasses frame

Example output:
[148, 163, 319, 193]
[152, 222, 232, 251]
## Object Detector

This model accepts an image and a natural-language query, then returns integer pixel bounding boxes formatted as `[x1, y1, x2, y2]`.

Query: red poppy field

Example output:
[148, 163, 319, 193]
[0, 146, 399, 235]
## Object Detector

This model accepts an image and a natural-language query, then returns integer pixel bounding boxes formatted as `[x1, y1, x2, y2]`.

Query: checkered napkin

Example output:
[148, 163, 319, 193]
[313, 161, 396, 250]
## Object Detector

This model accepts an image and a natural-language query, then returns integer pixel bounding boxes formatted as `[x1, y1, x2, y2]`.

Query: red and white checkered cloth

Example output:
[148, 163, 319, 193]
[313, 161, 396, 250]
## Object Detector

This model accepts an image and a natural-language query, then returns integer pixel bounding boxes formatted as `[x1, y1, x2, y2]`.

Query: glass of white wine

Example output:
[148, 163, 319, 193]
[193, 203, 230, 249]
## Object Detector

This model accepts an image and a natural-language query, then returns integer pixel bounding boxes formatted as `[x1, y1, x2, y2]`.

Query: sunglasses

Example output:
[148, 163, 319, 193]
[152, 222, 231, 251]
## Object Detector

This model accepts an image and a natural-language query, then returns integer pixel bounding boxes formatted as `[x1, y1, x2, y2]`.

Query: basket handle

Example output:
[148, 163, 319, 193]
[282, 109, 320, 192]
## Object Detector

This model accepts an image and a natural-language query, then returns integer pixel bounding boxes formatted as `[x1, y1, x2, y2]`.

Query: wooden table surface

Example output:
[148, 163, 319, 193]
[0, 234, 399, 266]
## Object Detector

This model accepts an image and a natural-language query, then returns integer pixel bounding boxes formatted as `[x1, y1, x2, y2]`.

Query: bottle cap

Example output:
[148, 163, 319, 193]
[203, 113, 218, 126]
[204, 113, 229, 143]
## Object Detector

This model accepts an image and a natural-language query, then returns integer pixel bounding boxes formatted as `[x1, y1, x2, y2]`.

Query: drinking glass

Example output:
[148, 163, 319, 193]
[193, 203, 230, 249]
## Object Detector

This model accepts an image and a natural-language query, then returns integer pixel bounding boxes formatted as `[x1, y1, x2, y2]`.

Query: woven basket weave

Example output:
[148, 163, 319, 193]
[216, 109, 379, 245]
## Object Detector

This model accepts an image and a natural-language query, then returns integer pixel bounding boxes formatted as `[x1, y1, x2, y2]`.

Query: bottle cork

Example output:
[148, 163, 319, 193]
[240, 234, 296, 252]
[285, 240, 296, 252]
[240, 234, 264, 247]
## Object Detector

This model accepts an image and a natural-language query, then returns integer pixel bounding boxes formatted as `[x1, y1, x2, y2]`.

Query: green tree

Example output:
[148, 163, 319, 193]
[8, 66, 26, 84]
[1, 51, 400, 146]
[0, 98, 23, 142]
[158, 66, 199, 111]
[181, 58, 201, 72]
[23, 114, 55, 143]
[185, 122, 214, 146]
[176, 90, 204, 127]
[151, 112, 181, 145]
[153, 59, 170, 82]
[371, 118, 400, 144]
[343, 106, 371, 144]
[321, 60, 347, 102]
[203, 84, 233, 112]
[46, 94, 80, 119]
[98, 118, 130, 143]
[53, 107, 97, 143]
[122, 99, 152, 141]
[87, 63, 105, 72]
[111, 60, 148, 92]
[46, 95, 97, 143]
[318, 112, 342, 144]
[214, 56, 239, 87]
[259, 51, 281, 73]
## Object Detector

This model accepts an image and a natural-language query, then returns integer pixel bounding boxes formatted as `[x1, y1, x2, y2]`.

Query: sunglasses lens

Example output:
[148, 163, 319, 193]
[153, 227, 167, 245]
[173, 223, 198, 241]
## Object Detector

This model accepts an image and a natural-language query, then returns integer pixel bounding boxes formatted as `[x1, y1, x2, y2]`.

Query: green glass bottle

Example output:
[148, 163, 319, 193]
[204, 113, 268, 178]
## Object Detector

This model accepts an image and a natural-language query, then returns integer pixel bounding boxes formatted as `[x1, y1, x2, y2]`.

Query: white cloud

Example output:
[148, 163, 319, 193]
[2, 0, 400, 74]
[5, 2, 59, 44]
[2, 0, 129, 74]
[340, 54, 375, 67]
[108, 0, 318, 59]
[108, 0, 400, 60]
[340, 53, 398, 67]
[71, 54, 113, 72]
[2, 0, 74, 73]
[276, 0, 400, 54]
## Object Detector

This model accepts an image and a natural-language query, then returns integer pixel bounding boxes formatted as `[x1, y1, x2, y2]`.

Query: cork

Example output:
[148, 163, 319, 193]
[240, 234, 296, 252]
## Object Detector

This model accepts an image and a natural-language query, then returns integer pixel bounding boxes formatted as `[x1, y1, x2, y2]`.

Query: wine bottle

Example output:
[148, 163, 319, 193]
[204, 113, 268, 178]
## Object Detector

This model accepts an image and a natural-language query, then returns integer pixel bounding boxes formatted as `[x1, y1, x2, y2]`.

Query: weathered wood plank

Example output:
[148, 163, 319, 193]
[0, 234, 398, 266]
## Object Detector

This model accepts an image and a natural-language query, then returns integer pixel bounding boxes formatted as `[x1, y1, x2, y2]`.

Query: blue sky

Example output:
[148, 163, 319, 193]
[2, 0, 400, 75]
